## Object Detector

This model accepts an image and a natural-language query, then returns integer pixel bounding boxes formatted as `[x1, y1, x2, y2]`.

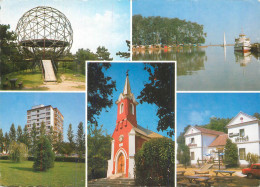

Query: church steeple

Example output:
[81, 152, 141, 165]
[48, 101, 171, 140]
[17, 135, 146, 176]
[116, 71, 138, 127]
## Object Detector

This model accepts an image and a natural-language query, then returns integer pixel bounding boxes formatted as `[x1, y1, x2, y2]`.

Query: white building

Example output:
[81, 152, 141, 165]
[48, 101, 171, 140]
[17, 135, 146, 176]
[184, 126, 225, 165]
[184, 111, 260, 166]
[226, 112, 260, 166]
[26, 104, 63, 137]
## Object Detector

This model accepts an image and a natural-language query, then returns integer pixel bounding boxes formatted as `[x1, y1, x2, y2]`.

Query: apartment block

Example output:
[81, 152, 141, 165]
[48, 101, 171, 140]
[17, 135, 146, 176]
[26, 104, 63, 138]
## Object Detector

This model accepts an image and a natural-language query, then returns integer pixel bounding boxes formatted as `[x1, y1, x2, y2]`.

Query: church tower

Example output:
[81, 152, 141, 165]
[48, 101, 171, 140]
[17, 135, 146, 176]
[107, 71, 163, 179]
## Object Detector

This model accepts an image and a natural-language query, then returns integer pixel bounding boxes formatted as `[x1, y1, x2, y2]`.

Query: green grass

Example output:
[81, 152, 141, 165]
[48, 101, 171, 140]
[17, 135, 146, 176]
[1, 70, 47, 90]
[0, 160, 85, 187]
[58, 68, 85, 82]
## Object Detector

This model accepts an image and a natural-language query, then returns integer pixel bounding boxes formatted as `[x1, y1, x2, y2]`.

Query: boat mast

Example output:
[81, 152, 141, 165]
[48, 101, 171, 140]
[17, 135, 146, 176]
[223, 32, 226, 46]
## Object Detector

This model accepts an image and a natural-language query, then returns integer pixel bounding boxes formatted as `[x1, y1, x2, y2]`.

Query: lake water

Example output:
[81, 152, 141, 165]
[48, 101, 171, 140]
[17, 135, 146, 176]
[133, 46, 260, 91]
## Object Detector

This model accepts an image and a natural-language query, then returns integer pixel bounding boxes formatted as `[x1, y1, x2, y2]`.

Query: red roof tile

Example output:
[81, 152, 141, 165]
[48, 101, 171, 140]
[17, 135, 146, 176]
[209, 134, 228, 147]
[195, 126, 225, 135]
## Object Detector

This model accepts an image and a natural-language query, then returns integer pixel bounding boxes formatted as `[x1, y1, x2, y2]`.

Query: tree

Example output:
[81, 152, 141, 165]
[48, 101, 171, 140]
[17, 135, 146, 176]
[224, 139, 238, 167]
[9, 123, 16, 142]
[87, 63, 116, 125]
[23, 125, 31, 149]
[0, 129, 3, 153]
[54, 132, 63, 154]
[9, 141, 28, 162]
[48, 126, 54, 147]
[75, 48, 98, 74]
[33, 136, 55, 171]
[4, 132, 10, 153]
[39, 121, 46, 137]
[246, 153, 259, 166]
[87, 125, 111, 180]
[135, 138, 174, 186]
[67, 124, 75, 153]
[201, 117, 231, 133]
[17, 125, 23, 143]
[30, 123, 37, 154]
[177, 144, 190, 169]
[96, 46, 113, 61]
[137, 63, 175, 136]
[116, 40, 130, 59]
[77, 122, 85, 158]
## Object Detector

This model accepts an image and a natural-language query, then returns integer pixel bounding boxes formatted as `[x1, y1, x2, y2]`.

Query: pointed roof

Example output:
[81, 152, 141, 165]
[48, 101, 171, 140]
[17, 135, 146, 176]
[226, 111, 258, 128]
[116, 72, 138, 105]
[185, 126, 225, 136]
[209, 134, 228, 147]
[123, 74, 132, 96]
[195, 126, 225, 136]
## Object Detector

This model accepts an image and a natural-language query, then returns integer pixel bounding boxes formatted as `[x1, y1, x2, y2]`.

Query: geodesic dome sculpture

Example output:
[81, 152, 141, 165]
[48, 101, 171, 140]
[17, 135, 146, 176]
[16, 6, 73, 59]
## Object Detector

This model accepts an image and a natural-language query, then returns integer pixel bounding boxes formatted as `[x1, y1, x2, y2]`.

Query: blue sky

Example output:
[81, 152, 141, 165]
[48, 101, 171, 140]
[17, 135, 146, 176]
[0, 93, 85, 142]
[133, 0, 260, 45]
[89, 62, 173, 139]
[0, 0, 130, 60]
[177, 93, 260, 135]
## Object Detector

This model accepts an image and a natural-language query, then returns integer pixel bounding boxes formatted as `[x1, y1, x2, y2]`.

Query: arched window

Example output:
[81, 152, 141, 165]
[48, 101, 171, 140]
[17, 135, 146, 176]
[120, 103, 124, 114]
[130, 103, 134, 115]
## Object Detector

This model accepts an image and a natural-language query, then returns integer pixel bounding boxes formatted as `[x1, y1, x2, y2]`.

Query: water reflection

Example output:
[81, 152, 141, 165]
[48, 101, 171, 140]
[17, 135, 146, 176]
[133, 46, 260, 90]
[234, 51, 252, 67]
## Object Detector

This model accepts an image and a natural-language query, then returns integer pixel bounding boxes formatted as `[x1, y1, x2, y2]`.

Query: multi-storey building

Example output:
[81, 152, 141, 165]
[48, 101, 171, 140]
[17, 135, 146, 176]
[26, 104, 63, 138]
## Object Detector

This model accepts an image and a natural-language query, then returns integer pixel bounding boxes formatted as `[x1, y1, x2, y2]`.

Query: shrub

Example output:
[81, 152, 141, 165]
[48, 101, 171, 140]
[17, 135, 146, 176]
[9, 141, 28, 162]
[246, 153, 259, 166]
[224, 139, 238, 167]
[134, 138, 174, 186]
[33, 136, 55, 171]
[0, 155, 9, 160]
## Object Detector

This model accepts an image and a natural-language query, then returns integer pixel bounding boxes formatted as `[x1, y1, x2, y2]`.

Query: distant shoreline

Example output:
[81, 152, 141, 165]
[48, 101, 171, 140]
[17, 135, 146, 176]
[132, 44, 235, 52]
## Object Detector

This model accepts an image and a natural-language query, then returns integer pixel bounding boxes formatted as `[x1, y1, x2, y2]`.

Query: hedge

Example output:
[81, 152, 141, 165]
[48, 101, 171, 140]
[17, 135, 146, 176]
[0, 155, 85, 163]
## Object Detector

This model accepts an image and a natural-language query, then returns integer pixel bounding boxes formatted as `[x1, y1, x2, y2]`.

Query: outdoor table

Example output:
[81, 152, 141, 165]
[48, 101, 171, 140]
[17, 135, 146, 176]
[213, 170, 236, 176]
[185, 176, 210, 183]
[10, 78, 18, 88]
[194, 170, 209, 175]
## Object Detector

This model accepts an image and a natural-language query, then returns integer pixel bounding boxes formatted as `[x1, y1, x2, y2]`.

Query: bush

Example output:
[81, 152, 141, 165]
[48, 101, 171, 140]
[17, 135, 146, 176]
[0, 155, 9, 160]
[55, 156, 85, 163]
[135, 138, 174, 186]
[9, 141, 28, 162]
[246, 153, 259, 166]
[33, 136, 55, 171]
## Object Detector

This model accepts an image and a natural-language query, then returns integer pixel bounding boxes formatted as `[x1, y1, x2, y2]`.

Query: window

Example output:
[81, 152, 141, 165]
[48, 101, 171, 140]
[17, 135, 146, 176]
[239, 148, 246, 160]
[120, 103, 124, 114]
[191, 152, 195, 160]
[130, 103, 134, 115]
[240, 129, 245, 137]
[191, 138, 195, 144]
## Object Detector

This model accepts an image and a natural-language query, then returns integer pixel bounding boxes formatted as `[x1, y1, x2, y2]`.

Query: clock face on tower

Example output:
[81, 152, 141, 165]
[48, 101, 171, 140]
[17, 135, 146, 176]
[119, 135, 124, 142]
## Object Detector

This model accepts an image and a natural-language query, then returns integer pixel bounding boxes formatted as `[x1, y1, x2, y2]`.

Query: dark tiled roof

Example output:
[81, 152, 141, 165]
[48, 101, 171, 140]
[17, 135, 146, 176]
[209, 134, 228, 147]
[195, 126, 225, 135]
[137, 125, 154, 135]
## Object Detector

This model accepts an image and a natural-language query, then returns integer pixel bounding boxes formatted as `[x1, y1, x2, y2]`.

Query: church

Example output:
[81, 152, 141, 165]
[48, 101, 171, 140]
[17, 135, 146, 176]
[107, 72, 163, 179]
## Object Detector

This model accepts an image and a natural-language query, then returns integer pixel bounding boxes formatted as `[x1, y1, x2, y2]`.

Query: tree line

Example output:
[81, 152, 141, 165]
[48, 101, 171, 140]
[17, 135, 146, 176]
[0, 122, 85, 157]
[132, 15, 206, 46]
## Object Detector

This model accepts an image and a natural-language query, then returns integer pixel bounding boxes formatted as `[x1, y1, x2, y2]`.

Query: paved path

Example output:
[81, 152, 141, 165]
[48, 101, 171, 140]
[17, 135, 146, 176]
[42, 60, 56, 82]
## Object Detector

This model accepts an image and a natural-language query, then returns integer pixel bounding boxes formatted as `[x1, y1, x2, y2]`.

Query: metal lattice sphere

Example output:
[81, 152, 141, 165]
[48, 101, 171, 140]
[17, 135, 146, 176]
[16, 6, 73, 59]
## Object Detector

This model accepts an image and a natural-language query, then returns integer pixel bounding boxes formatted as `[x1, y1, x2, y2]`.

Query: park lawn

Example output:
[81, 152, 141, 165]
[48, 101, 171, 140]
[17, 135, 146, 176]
[0, 160, 85, 187]
[1, 70, 48, 90]
[58, 69, 85, 82]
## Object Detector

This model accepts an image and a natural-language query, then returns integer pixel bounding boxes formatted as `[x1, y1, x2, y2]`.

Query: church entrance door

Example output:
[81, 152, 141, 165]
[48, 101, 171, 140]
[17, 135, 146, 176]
[117, 153, 125, 174]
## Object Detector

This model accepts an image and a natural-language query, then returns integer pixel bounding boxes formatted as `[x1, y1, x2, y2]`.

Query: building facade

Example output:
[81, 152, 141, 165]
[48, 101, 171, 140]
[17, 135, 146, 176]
[185, 112, 260, 166]
[26, 104, 63, 138]
[107, 73, 163, 179]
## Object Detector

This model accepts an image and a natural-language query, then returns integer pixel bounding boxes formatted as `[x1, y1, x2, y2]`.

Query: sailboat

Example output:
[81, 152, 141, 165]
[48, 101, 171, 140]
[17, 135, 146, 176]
[223, 32, 226, 47]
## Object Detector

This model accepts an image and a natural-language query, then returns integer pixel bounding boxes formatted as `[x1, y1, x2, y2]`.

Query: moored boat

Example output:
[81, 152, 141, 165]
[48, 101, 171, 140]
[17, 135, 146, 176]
[234, 33, 251, 52]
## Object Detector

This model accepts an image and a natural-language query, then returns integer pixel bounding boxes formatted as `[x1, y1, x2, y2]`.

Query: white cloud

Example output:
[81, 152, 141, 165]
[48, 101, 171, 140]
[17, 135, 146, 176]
[188, 110, 210, 125]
